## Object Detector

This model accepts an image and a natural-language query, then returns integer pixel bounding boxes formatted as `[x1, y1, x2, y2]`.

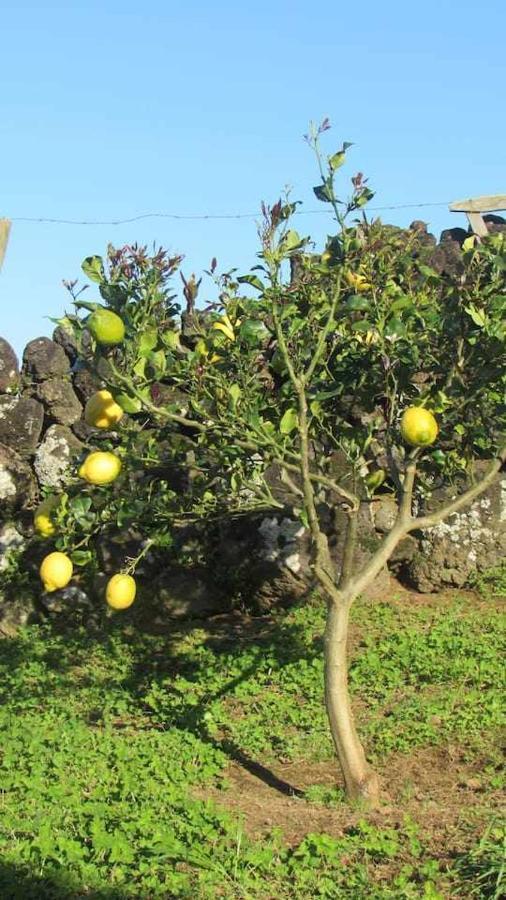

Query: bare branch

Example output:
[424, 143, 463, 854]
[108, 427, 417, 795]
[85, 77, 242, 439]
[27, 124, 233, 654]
[409, 448, 506, 532]
[338, 509, 358, 590]
[399, 459, 417, 525]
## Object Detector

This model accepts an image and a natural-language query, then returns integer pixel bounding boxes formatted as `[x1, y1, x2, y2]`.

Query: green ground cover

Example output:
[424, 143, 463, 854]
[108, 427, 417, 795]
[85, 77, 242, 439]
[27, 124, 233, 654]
[0, 588, 504, 898]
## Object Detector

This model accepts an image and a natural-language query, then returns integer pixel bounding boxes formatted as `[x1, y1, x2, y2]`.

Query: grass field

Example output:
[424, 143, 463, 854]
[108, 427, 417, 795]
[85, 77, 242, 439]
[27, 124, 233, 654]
[0, 579, 504, 898]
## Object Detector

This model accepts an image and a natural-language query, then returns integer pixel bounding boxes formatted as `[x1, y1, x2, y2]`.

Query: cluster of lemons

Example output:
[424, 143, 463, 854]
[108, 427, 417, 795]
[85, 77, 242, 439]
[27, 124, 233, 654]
[36, 386, 136, 611]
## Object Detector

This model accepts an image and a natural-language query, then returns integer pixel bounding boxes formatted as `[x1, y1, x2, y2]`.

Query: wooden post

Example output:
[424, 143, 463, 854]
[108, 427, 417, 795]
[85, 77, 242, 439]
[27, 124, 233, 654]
[0, 219, 11, 271]
[449, 195, 506, 239]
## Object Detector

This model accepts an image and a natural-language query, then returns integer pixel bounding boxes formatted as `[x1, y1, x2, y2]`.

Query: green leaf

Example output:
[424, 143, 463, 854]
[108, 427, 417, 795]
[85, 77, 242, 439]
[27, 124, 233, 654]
[147, 349, 167, 377]
[465, 304, 487, 327]
[351, 319, 373, 333]
[70, 496, 92, 516]
[384, 316, 406, 338]
[355, 188, 374, 208]
[281, 229, 304, 253]
[70, 550, 93, 566]
[313, 182, 334, 203]
[280, 408, 299, 435]
[237, 274, 265, 291]
[114, 392, 143, 413]
[138, 330, 158, 357]
[162, 329, 182, 351]
[390, 295, 413, 313]
[239, 319, 270, 346]
[418, 264, 439, 280]
[133, 357, 147, 378]
[345, 295, 370, 312]
[228, 383, 241, 410]
[329, 151, 346, 171]
[81, 256, 105, 284]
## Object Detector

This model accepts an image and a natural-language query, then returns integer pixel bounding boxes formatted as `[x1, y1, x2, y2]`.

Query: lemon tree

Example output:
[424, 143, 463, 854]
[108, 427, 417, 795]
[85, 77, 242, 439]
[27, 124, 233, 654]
[48, 123, 505, 806]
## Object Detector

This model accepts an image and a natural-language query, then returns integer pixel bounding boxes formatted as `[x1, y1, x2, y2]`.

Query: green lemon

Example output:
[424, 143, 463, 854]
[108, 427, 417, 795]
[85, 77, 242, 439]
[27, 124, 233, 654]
[87, 309, 125, 346]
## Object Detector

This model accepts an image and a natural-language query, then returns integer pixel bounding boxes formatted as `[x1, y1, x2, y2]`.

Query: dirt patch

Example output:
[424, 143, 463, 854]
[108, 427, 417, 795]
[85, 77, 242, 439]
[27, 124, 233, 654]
[197, 744, 503, 856]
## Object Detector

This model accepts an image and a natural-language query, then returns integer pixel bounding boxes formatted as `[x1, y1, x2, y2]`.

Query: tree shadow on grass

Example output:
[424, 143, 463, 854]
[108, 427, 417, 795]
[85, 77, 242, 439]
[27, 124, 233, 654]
[0, 861, 125, 900]
[0, 592, 326, 800]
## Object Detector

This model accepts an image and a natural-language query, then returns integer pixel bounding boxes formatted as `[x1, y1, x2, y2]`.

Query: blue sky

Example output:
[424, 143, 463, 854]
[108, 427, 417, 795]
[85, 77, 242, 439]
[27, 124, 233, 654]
[1, 0, 505, 356]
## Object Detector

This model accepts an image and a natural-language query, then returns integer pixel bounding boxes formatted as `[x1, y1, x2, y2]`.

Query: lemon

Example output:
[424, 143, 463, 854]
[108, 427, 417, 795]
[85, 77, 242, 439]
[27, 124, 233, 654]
[106, 574, 137, 610]
[78, 451, 122, 485]
[87, 309, 125, 346]
[345, 270, 371, 293]
[400, 407, 438, 447]
[34, 495, 61, 537]
[84, 390, 124, 429]
[365, 469, 386, 491]
[40, 551, 73, 592]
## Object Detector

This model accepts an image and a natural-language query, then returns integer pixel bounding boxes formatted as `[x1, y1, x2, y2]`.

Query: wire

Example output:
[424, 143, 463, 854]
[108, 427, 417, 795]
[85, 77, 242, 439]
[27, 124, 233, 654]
[9, 200, 452, 227]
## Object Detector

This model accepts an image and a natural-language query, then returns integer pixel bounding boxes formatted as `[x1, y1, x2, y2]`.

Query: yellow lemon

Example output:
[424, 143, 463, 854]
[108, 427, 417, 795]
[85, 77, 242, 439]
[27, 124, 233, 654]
[106, 574, 137, 610]
[400, 407, 438, 447]
[39, 551, 73, 592]
[34, 495, 61, 537]
[78, 451, 122, 485]
[87, 309, 125, 346]
[84, 390, 124, 429]
[345, 270, 372, 293]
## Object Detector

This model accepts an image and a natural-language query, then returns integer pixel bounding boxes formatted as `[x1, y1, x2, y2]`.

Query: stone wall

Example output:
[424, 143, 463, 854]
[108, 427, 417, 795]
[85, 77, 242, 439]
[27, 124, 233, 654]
[0, 217, 505, 630]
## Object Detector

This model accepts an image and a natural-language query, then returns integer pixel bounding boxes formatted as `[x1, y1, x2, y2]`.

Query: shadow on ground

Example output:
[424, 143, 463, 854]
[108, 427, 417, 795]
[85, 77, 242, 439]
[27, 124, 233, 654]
[0, 590, 324, 800]
[0, 861, 125, 900]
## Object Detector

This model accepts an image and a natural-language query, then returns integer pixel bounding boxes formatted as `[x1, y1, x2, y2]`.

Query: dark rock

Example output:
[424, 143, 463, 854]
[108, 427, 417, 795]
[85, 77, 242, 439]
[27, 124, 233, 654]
[440, 227, 468, 246]
[33, 425, 84, 488]
[372, 496, 397, 534]
[484, 214, 505, 226]
[0, 338, 19, 393]
[0, 396, 44, 455]
[0, 594, 37, 637]
[36, 378, 82, 425]
[406, 471, 506, 592]
[53, 325, 79, 364]
[0, 523, 25, 569]
[484, 214, 506, 235]
[72, 365, 101, 404]
[428, 240, 465, 277]
[0, 442, 37, 509]
[22, 337, 70, 381]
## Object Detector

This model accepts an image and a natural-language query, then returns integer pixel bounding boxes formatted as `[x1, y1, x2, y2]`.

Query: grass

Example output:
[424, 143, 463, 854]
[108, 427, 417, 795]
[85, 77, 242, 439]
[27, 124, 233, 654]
[0, 588, 504, 898]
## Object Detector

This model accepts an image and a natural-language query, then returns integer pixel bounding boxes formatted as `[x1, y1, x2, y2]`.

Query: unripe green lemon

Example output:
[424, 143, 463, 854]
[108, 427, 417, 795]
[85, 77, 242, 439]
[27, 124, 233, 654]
[84, 390, 124, 429]
[106, 574, 137, 610]
[34, 495, 61, 537]
[39, 551, 73, 592]
[87, 309, 125, 346]
[78, 451, 122, 485]
[400, 407, 438, 447]
[365, 469, 386, 491]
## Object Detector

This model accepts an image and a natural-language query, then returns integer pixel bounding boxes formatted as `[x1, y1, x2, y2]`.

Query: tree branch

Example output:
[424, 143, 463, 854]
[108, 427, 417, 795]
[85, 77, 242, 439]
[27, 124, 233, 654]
[399, 458, 417, 525]
[338, 509, 358, 590]
[303, 276, 342, 384]
[409, 448, 506, 532]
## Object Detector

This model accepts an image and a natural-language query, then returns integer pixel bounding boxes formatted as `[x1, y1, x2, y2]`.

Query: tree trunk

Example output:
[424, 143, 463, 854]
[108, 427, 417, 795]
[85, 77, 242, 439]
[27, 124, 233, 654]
[324, 597, 380, 805]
